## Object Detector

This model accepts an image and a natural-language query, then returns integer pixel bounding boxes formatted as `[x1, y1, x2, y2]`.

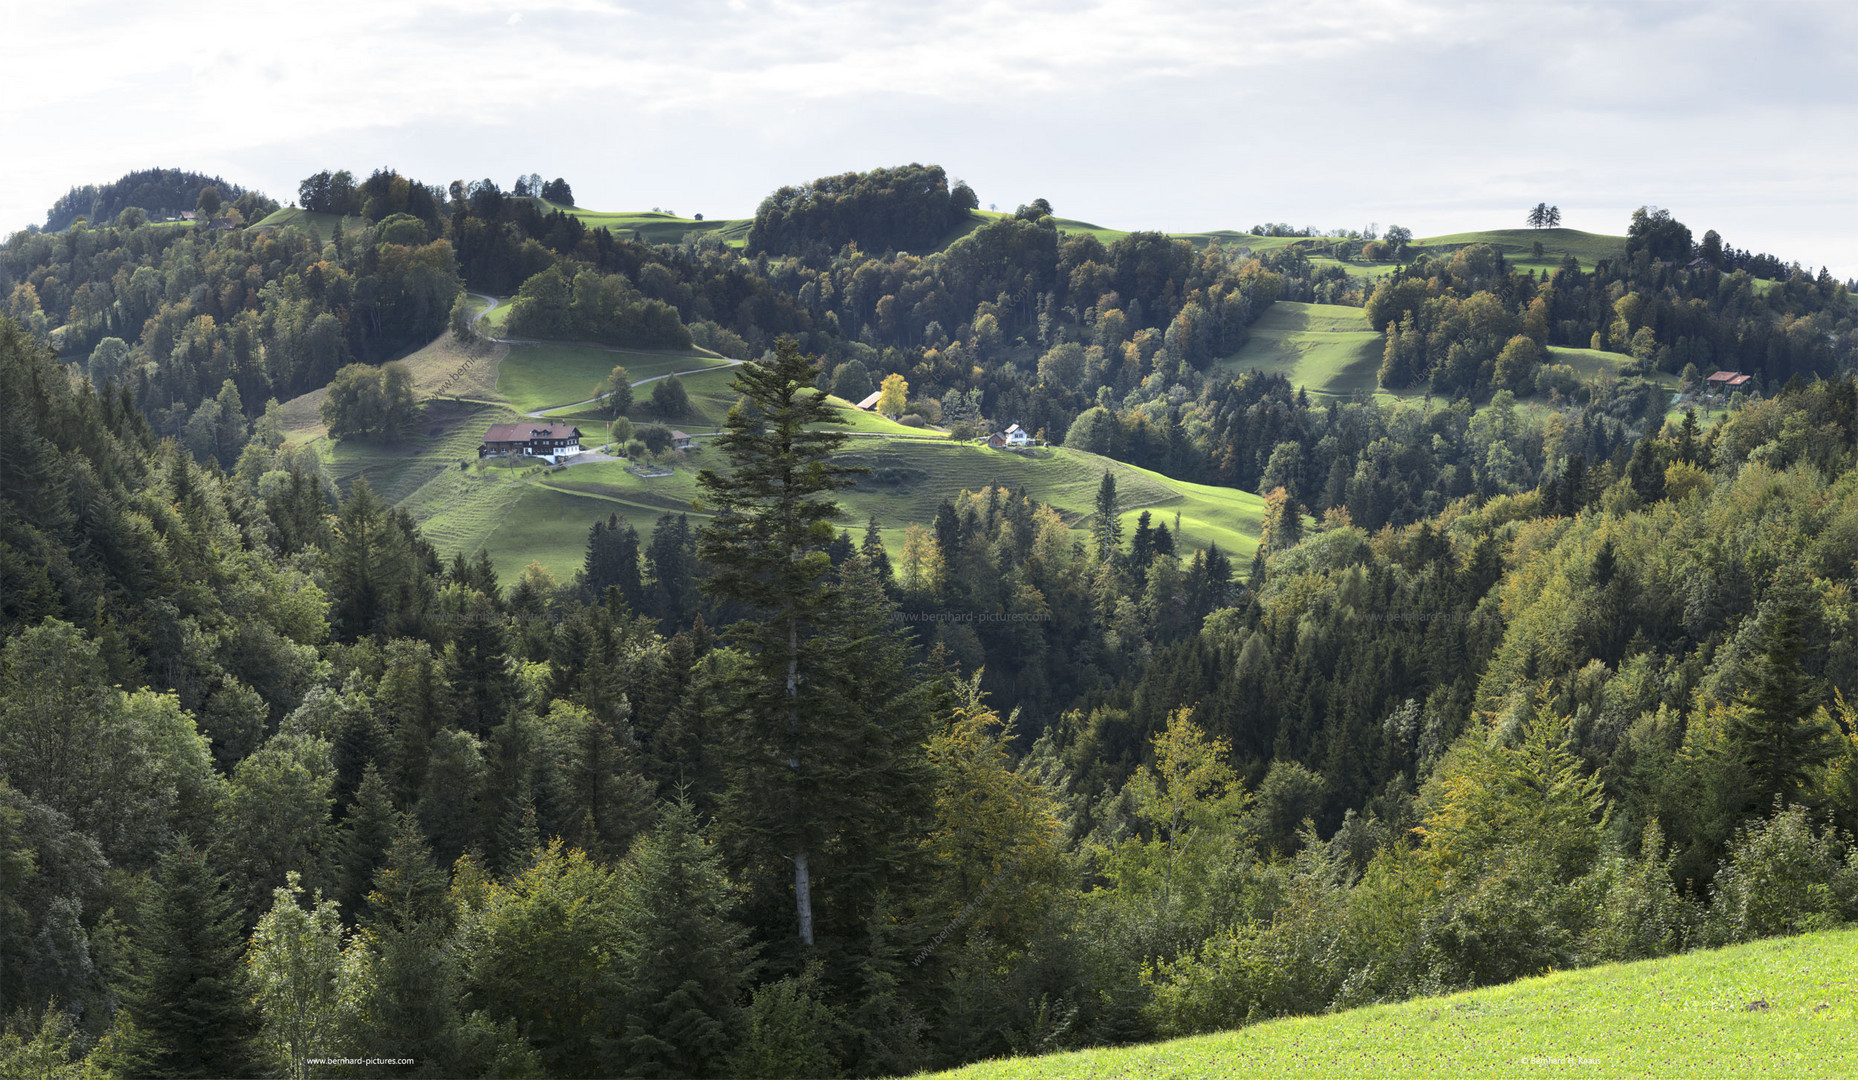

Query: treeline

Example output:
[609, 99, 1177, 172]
[747, 162, 978, 256]
[2, 171, 463, 466]
[501, 265, 690, 349]
[40, 167, 274, 232]
[1369, 218, 1853, 398]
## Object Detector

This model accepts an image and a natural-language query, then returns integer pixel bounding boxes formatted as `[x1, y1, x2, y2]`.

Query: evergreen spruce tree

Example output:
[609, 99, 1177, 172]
[336, 764, 402, 925]
[1676, 408, 1701, 466]
[695, 336, 863, 949]
[862, 516, 893, 586]
[442, 589, 518, 736]
[609, 799, 751, 1078]
[1093, 471, 1122, 562]
[115, 846, 259, 1078]
[1728, 600, 1838, 810]
[564, 707, 652, 861]
[345, 822, 464, 1076]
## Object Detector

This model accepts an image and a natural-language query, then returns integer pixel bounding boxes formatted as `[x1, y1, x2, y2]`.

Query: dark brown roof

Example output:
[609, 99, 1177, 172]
[484, 422, 582, 442]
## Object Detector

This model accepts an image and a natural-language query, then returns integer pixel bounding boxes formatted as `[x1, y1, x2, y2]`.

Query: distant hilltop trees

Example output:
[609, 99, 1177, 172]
[40, 167, 275, 231]
[748, 163, 978, 256]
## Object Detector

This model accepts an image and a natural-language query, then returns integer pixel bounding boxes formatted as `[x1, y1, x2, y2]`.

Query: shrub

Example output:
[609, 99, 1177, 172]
[1700, 805, 1858, 945]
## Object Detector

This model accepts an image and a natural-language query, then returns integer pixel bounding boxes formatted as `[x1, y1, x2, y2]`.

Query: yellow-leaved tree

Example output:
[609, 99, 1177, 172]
[1101, 706, 1250, 922]
[876, 372, 907, 418]
[921, 671, 1069, 950]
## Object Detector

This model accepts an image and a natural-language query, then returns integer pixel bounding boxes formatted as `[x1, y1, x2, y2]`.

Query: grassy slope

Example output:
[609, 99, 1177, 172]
[1216, 302, 1385, 398]
[495, 342, 732, 416]
[247, 206, 370, 241]
[928, 927, 1858, 1080]
[529, 199, 754, 246]
[446, 437, 1264, 583]
[1214, 303, 1664, 410]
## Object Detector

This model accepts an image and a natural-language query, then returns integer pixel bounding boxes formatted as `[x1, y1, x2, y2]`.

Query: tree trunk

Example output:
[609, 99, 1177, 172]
[787, 609, 814, 946]
[794, 847, 814, 946]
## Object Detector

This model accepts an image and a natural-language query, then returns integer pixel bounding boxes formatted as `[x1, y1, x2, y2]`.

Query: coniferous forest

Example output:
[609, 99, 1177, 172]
[2, 164, 1858, 1077]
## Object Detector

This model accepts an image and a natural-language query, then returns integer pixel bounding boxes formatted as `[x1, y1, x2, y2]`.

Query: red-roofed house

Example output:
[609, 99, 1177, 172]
[480, 422, 583, 463]
[1705, 370, 1741, 385]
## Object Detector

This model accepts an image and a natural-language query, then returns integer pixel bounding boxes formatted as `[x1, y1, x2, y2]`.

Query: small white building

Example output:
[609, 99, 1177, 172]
[988, 423, 1034, 449]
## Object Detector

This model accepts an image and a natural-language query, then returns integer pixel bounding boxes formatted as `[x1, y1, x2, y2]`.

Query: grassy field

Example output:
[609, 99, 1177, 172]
[529, 200, 754, 246]
[926, 926, 1858, 1080]
[495, 342, 733, 416]
[1216, 302, 1385, 397]
[1416, 227, 1627, 276]
[247, 206, 371, 241]
[414, 436, 1266, 583]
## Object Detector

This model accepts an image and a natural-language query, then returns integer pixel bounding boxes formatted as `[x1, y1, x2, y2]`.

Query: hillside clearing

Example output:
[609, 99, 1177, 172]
[926, 927, 1858, 1080]
[1217, 302, 1384, 398]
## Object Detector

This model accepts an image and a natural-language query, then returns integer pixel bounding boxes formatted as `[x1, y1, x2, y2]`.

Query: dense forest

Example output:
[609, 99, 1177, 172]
[3, 164, 1858, 1078]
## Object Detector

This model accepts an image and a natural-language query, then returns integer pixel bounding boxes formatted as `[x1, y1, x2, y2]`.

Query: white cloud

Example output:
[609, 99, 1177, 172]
[2, 0, 1854, 274]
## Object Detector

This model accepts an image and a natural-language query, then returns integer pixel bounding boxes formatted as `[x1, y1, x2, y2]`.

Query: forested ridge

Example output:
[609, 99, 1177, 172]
[3, 163, 1858, 1077]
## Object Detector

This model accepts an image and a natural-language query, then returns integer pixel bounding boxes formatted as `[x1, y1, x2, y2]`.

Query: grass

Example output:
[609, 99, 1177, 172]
[478, 298, 515, 334]
[247, 206, 371, 241]
[529, 200, 754, 246]
[1216, 302, 1385, 398]
[925, 926, 1858, 1080]
[313, 399, 521, 507]
[495, 342, 732, 416]
[1415, 227, 1627, 273]
[417, 437, 1265, 583]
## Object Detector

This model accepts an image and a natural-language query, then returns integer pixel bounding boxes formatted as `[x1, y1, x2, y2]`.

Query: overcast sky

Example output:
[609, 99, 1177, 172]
[5, 0, 1854, 276]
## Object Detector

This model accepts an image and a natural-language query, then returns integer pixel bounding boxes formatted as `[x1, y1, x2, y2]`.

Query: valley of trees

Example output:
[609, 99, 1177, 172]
[3, 163, 1858, 1077]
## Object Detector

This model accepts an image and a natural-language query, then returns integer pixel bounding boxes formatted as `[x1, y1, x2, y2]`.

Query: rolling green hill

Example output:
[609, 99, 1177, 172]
[530, 200, 755, 246]
[1214, 302, 1665, 409]
[247, 206, 370, 240]
[278, 326, 1265, 583]
[926, 926, 1858, 1080]
[495, 341, 734, 417]
[1216, 301, 1385, 398]
[447, 439, 1264, 583]
[1416, 227, 1628, 276]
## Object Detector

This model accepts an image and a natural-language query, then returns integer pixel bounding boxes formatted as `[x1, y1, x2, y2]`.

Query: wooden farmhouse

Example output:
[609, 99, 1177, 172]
[479, 422, 583, 463]
[1705, 370, 1752, 391]
[988, 423, 1034, 450]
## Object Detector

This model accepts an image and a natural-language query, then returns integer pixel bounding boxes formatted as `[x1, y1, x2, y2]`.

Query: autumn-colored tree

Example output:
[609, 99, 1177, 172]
[876, 372, 908, 418]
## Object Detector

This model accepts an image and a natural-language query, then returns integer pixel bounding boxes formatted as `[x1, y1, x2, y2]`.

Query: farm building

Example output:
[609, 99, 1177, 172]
[855, 390, 882, 411]
[1705, 370, 1752, 390]
[479, 422, 583, 463]
[670, 430, 694, 450]
[988, 423, 1034, 450]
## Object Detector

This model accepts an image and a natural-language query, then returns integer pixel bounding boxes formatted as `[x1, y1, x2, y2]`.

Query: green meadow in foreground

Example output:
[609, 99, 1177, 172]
[926, 927, 1858, 1080]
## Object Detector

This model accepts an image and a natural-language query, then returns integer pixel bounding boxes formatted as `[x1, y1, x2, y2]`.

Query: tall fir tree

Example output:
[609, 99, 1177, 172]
[609, 798, 752, 1078]
[114, 846, 259, 1079]
[695, 336, 862, 949]
[1093, 470, 1122, 562]
[336, 764, 403, 926]
[1728, 600, 1838, 811]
